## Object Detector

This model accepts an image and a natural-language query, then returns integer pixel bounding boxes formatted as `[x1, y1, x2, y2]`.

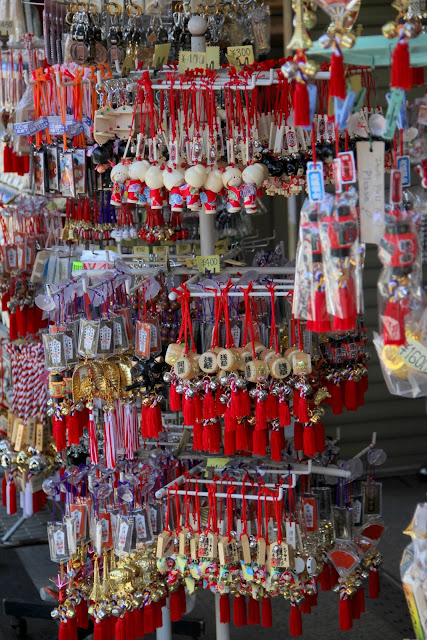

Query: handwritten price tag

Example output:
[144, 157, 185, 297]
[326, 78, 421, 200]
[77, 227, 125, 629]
[178, 51, 207, 73]
[206, 46, 220, 70]
[197, 255, 220, 274]
[72, 261, 83, 272]
[153, 44, 171, 68]
[227, 45, 254, 67]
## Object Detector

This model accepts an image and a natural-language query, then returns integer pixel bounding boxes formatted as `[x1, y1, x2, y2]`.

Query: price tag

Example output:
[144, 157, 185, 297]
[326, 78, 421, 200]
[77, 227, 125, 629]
[133, 245, 150, 256]
[399, 336, 427, 374]
[206, 46, 220, 70]
[215, 239, 228, 255]
[397, 155, 411, 187]
[227, 45, 254, 67]
[72, 261, 83, 272]
[186, 257, 198, 269]
[197, 254, 220, 274]
[206, 457, 230, 469]
[225, 54, 242, 71]
[153, 43, 171, 68]
[178, 51, 207, 73]
[0, 20, 13, 35]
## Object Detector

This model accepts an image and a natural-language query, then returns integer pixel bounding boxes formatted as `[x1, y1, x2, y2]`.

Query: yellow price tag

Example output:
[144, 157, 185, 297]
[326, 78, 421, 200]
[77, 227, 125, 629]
[105, 245, 119, 253]
[215, 239, 228, 255]
[133, 246, 150, 256]
[227, 45, 254, 67]
[186, 257, 198, 268]
[206, 46, 220, 70]
[226, 54, 241, 71]
[176, 243, 192, 255]
[206, 457, 231, 469]
[197, 254, 220, 274]
[178, 50, 207, 73]
[153, 44, 171, 68]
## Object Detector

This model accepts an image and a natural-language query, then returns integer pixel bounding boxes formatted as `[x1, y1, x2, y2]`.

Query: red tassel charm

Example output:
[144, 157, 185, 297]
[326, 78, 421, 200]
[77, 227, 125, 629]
[182, 394, 194, 426]
[351, 593, 360, 620]
[329, 49, 346, 100]
[66, 413, 81, 446]
[93, 619, 104, 640]
[339, 591, 353, 631]
[293, 421, 303, 452]
[279, 395, 291, 427]
[169, 381, 182, 411]
[294, 81, 310, 127]
[76, 600, 89, 629]
[178, 583, 186, 615]
[223, 426, 236, 455]
[292, 388, 300, 417]
[193, 422, 203, 451]
[265, 392, 279, 420]
[53, 415, 67, 451]
[318, 562, 331, 591]
[220, 594, 231, 623]
[207, 420, 221, 454]
[9, 311, 18, 341]
[203, 390, 216, 420]
[143, 604, 156, 634]
[248, 597, 260, 625]
[255, 398, 267, 429]
[88, 412, 99, 464]
[3, 144, 13, 172]
[300, 597, 311, 614]
[134, 608, 145, 638]
[233, 595, 247, 627]
[253, 428, 268, 456]
[369, 563, 380, 599]
[344, 377, 358, 411]
[307, 289, 331, 333]
[289, 601, 303, 637]
[314, 421, 325, 453]
[383, 300, 409, 346]
[239, 388, 251, 417]
[358, 586, 365, 614]
[235, 421, 248, 450]
[303, 424, 316, 458]
[126, 610, 136, 640]
[328, 381, 343, 415]
[1, 473, 6, 507]
[270, 427, 284, 462]
[261, 597, 272, 628]
[170, 589, 182, 622]
[391, 39, 412, 90]
[115, 616, 127, 640]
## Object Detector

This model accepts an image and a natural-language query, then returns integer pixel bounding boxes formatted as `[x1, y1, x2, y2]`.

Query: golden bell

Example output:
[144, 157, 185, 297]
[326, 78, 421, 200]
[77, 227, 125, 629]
[304, 59, 319, 78]
[303, 10, 317, 29]
[341, 32, 357, 48]
[382, 21, 398, 38]
[287, 0, 313, 50]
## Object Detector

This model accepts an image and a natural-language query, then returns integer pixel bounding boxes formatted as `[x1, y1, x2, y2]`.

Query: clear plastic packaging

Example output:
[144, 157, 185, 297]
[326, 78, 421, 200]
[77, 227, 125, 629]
[319, 189, 363, 332]
[400, 503, 427, 640]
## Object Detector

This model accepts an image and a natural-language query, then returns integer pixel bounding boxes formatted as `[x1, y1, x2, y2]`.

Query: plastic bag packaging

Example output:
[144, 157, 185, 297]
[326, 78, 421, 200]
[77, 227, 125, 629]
[373, 300, 427, 397]
[378, 202, 422, 347]
[400, 503, 427, 640]
[319, 188, 364, 332]
[293, 195, 334, 332]
[13, 85, 33, 156]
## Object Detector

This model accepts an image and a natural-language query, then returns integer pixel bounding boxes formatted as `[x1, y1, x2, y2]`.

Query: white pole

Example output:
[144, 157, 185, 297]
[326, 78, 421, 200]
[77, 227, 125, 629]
[156, 596, 172, 640]
[215, 593, 230, 640]
[287, 194, 298, 260]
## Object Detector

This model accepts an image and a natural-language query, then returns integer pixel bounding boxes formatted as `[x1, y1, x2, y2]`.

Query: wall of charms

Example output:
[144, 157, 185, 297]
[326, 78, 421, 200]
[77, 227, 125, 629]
[0, 0, 426, 639]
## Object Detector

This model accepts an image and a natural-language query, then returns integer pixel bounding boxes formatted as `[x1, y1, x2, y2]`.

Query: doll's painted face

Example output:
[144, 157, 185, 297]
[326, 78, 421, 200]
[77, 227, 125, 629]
[228, 175, 242, 188]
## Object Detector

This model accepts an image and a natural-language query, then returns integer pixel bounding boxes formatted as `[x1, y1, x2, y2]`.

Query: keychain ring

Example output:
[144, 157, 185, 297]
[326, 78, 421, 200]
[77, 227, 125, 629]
[107, 2, 122, 15]
[88, 2, 98, 13]
[126, 2, 142, 16]
[76, 1, 89, 11]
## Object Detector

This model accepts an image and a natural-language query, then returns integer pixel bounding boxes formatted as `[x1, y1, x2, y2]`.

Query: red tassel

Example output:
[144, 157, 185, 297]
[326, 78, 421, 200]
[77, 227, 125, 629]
[58, 621, 70, 640]
[329, 50, 346, 99]
[169, 382, 182, 411]
[303, 424, 316, 458]
[261, 597, 272, 628]
[279, 398, 291, 426]
[143, 604, 156, 634]
[134, 609, 145, 638]
[270, 428, 283, 462]
[1, 474, 6, 507]
[193, 421, 203, 451]
[351, 593, 360, 620]
[318, 563, 331, 591]
[66, 413, 81, 446]
[307, 290, 331, 333]
[411, 66, 424, 87]
[235, 421, 248, 450]
[203, 390, 216, 420]
[76, 600, 89, 629]
[265, 393, 279, 420]
[208, 420, 221, 454]
[300, 597, 311, 614]
[220, 594, 231, 623]
[294, 82, 310, 128]
[178, 584, 186, 615]
[182, 395, 194, 426]
[339, 597, 353, 631]
[170, 590, 182, 622]
[293, 421, 303, 452]
[15, 306, 27, 337]
[3, 144, 13, 172]
[369, 567, 380, 599]
[391, 40, 412, 90]
[344, 378, 357, 412]
[233, 595, 247, 627]
[314, 421, 325, 453]
[115, 616, 127, 640]
[298, 395, 310, 423]
[9, 311, 18, 341]
[255, 399, 267, 429]
[93, 619, 104, 640]
[356, 379, 365, 407]
[53, 416, 67, 451]
[192, 394, 203, 423]
[292, 388, 300, 417]
[126, 610, 136, 640]
[253, 429, 268, 456]
[358, 586, 365, 613]
[239, 389, 251, 417]
[330, 564, 339, 587]
[248, 597, 260, 625]
[289, 603, 303, 637]
[224, 426, 236, 455]
[328, 382, 343, 415]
